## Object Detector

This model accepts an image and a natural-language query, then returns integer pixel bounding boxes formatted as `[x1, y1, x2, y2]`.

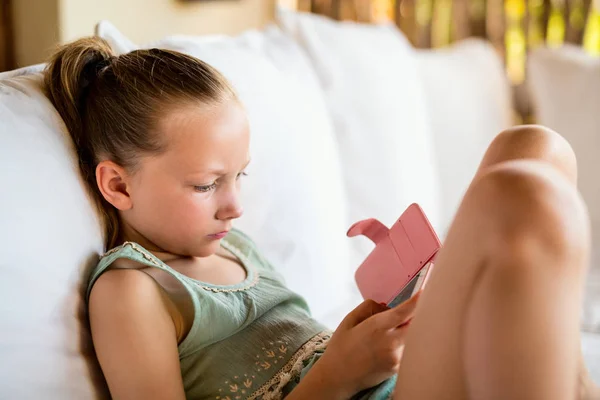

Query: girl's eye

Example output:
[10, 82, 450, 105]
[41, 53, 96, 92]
[194, 183, 217, 193]
[194, 172, 246, 192]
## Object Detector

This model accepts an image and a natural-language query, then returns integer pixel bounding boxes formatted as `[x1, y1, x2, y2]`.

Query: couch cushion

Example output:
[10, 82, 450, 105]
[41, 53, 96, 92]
[528, 45, 600, 334]
[581, 331, 600, 385]
[276, 10, 442, 272]
[0, 74, 107, 398]
[0, 63, 45, 80]
[416, 38, 514, 234]
[96, 21, 354, 324]
[529, 46, 600, 225]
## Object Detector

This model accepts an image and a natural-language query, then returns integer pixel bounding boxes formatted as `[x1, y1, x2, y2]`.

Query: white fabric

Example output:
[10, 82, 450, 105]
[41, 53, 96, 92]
[94, 21, 137, 54]
[528, 45, 600, 333]
[582, 330, 600, 385]
[276, 10, 442, 272]
[96, 21, 354, 321]
[0, 74, 106, 398]
[0, 63, 45, 80]
[529, 46, 600, 224]
[416, 38, 514, 234]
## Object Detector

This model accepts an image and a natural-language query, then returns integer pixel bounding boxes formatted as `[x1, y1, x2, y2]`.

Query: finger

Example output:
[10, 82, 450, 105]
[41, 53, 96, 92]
[339, 299, 388, 330]
[395, 316, 414, 330]
[376, 291, 422, 329]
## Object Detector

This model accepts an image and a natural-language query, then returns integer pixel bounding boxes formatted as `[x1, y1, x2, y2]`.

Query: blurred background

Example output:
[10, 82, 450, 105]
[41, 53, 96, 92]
[299, 0, 600, 80]
[2, 0, 598, 70]
[301, 0, 599, 121]
[0, 0, 276, 69]
[0, 0, 598, 119]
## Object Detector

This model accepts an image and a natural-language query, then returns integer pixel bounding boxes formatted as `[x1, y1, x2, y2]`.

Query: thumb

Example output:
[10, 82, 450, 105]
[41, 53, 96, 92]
[378, 290, 422, 329]
[339, 299, 388, 330]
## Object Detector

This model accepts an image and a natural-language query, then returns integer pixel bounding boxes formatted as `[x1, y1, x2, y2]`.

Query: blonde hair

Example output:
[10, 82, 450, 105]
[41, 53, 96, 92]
[44, 37, 237, 250]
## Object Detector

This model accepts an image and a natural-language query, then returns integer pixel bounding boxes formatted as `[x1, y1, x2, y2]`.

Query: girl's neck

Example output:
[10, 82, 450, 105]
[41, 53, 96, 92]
[115, 223, 185, 263]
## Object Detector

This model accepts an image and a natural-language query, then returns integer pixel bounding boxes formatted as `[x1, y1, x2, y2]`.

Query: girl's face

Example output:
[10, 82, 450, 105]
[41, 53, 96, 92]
[101, 100, 250, 257]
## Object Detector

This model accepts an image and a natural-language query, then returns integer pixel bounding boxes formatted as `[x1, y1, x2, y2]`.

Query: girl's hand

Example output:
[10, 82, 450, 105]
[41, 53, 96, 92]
[318, 292, 421, 398]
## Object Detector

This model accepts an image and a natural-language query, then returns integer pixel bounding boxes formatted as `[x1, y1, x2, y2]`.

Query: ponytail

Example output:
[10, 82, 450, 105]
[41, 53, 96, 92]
[44, 38, 122, 249]
[44, 37, 113, 188]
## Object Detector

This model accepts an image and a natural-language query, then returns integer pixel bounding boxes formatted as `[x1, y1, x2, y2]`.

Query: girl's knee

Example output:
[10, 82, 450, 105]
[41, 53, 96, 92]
[480, 125, 578, 184]
[468, 160, 589, 267]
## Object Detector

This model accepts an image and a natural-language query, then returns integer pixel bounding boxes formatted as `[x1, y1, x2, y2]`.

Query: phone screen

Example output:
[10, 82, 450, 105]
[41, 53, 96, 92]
[386, 262, 432, 308]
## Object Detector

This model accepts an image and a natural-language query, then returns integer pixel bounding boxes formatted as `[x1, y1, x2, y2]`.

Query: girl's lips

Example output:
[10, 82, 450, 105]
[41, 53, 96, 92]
[208, 231, 229, 239]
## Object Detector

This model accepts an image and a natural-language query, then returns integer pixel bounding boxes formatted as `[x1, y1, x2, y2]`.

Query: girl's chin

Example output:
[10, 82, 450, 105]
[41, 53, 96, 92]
[193, 239, 222, 257]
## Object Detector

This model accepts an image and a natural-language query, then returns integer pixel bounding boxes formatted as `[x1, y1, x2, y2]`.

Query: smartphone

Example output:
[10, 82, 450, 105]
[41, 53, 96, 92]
[386, 261, 433, 308]
[351, 203, 441, 307]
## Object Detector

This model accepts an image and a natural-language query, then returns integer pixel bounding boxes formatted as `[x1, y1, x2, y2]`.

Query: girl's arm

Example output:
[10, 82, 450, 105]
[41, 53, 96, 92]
[89, 269, 186, 400]
[285, 296, 421, 400]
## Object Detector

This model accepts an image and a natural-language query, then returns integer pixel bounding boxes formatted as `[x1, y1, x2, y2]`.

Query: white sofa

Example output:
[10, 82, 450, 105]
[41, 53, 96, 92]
[0, 8, 598, 398]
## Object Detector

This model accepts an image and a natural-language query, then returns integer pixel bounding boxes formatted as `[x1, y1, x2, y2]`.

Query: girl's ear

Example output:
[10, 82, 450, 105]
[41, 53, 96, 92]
[96, 160, 133, 211]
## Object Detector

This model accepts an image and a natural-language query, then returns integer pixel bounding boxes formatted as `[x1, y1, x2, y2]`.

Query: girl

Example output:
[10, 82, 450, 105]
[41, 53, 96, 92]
[44, 37, 598, 400]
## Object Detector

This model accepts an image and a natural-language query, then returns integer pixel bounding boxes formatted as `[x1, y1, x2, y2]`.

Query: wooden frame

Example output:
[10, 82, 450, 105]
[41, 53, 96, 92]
[0, 0, 15, 72]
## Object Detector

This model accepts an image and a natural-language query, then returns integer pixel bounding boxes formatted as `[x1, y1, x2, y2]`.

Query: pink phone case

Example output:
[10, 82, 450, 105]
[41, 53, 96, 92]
[348, 203, 442, 306]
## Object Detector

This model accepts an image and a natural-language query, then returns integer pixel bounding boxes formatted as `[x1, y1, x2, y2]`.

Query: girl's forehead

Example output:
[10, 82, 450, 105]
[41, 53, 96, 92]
[154, 101, 250, 172]
[162, 101, 247, 143]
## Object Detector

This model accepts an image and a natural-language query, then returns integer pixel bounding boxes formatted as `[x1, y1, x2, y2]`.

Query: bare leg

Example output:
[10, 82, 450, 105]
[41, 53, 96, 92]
[393, 125, 594, 400]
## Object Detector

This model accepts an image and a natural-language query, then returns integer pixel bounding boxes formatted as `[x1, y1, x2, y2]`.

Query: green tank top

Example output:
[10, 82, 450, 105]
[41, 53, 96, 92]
[86, 228, 331, 399]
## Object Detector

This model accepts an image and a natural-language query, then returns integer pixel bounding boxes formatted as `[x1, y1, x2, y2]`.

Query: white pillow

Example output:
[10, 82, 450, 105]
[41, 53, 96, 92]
[95, 21, 137, 54]
[96, 21, 354, 324]
[529, 45, 600, 224]
[581, 331, 600, 384]
[416, 39, 514, 234]
[0, 63, 45, 80]
[275, 10, 442, 269]
[0, 74, 106, 398]
[528, 46, 600, 333]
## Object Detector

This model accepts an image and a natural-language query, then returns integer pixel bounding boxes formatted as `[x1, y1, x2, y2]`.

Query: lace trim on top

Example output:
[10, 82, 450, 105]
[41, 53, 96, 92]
[100, 241, 260, 293]
[247, 331, 331, 400]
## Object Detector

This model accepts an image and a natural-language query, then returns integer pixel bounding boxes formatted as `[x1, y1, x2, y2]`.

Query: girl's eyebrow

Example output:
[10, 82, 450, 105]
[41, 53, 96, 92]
[188, 158, 251, 176]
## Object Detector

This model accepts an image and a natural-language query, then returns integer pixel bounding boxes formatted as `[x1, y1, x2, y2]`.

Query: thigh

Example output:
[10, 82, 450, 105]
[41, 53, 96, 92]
[392, 178, 492, 399]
